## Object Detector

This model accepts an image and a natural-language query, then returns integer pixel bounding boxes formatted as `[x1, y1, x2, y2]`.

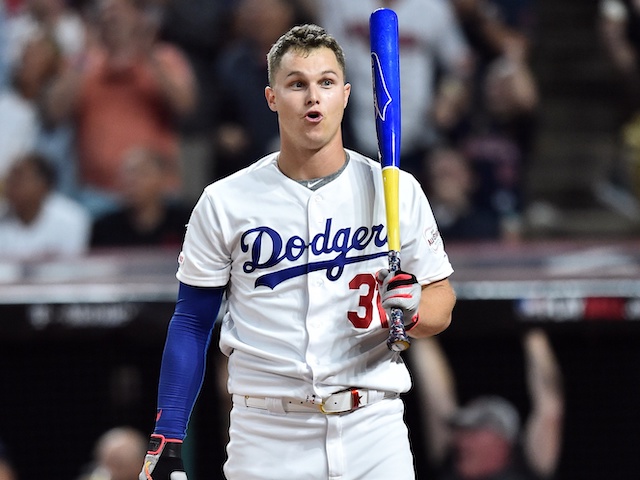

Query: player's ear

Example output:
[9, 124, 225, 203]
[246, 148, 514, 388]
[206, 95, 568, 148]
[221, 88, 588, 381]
[343, 82, 351, 108]
[265, 86, 277, 112]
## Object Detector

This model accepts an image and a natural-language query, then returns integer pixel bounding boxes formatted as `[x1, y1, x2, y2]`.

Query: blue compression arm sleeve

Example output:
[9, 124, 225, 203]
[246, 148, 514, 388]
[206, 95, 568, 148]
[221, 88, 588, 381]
[154, 282, 224, 440]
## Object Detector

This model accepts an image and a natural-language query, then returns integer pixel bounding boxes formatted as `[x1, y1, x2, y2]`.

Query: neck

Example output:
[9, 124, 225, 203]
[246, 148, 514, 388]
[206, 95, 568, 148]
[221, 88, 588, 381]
[277, 137, 346, 181]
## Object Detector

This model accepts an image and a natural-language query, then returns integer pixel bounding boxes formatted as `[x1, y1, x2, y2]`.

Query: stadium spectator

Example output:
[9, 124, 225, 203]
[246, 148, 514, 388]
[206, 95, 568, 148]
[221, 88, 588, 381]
[407, 329, 564, 480]
[213, 0, 316, 180]
[76, 426, 147, 480]
[0, 152, 90, 260]
[3, 0, 86, 196]
[422, 146, 502, 241]
[0, 36, 41, 184]
[448, 0, 537, 114]
[0, 29, 79, 198]
[448, 0, 538, 137]
[450, 0, 534, 69]
[90, 145, 190, 248]
[158, 0, 234, 200]
[43, 0, 197, 217]
[599, 0, 640, 119]
[449, 0, 540, 239]
[318, 0, 474, 178]
[5, 0, 86, 72]
[596, 0, 640, 219]
[457, 56, 538, 240]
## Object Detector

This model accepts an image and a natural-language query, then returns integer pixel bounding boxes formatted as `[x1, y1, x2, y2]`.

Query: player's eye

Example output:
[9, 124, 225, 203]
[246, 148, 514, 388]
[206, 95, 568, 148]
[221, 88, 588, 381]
[321, 79, 334, 87]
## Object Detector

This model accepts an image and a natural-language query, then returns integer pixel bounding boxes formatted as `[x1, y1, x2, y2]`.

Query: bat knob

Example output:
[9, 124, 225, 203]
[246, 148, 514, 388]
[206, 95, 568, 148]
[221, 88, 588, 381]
[388, 338, 410, 352]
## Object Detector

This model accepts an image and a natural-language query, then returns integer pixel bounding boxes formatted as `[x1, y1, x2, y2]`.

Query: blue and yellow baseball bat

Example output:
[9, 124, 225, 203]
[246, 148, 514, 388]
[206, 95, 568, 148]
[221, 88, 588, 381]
[370, 8, 410, 352]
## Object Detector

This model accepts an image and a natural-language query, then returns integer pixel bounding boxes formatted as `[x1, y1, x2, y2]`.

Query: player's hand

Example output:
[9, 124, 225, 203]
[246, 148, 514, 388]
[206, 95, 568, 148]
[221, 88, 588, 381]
[139, 434, 187, 480]
[376, 269, 421, 331]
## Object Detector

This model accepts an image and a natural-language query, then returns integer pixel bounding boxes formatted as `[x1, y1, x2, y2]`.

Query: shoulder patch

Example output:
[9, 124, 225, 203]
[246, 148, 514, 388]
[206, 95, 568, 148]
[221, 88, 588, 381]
[425, 226, 443, 252]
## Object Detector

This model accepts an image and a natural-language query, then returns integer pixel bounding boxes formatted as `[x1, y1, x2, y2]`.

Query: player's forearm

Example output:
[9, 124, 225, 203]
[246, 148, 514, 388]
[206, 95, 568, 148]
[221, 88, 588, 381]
[409, 278, 456, 338]
[153, 284, 223, 439]
[155, 313, 214, 439]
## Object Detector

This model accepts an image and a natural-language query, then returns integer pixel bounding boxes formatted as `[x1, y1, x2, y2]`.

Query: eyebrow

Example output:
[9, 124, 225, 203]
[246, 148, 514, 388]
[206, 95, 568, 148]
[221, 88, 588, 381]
[285, 69, 340, 79]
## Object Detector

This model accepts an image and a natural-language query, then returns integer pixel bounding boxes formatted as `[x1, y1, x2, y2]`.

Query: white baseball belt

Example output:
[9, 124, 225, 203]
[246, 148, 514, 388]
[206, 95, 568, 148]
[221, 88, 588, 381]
[233, 388, 399, 415]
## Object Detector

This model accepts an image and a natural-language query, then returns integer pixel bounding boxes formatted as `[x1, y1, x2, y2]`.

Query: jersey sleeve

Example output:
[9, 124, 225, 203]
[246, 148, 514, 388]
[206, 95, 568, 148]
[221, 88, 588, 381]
[176, 190, 231, 287]
[399, 172, 454, 284]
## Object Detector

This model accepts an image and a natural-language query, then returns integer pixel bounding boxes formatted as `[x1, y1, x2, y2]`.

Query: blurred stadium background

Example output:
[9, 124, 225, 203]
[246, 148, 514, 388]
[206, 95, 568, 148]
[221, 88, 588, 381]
[2, 0, 640, 479]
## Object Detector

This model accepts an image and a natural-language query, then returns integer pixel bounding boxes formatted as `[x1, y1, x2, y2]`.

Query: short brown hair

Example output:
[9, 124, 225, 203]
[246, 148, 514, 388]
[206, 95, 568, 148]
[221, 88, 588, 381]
[267, 24, 346, 86]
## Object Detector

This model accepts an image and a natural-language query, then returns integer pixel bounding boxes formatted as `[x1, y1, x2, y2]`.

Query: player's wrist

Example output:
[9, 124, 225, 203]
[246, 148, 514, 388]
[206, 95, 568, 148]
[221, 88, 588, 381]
[147, 434, 183, 456]
[404, 313, 419, 331]
[140, 434, 186, 480]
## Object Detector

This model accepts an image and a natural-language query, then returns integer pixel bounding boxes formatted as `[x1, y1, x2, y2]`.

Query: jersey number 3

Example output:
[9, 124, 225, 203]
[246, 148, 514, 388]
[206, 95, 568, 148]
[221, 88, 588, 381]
[347, 273, 388, 329]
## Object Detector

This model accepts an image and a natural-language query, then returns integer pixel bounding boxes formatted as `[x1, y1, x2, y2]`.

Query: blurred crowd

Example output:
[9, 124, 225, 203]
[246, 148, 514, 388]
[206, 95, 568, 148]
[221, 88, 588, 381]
[0, 0, 547, 265]
[1, 0, 640, 264]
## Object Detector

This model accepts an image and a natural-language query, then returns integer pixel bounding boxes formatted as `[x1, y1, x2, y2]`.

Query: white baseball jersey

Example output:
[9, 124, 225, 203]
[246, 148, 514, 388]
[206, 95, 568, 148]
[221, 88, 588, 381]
[176, 150, 453, 400]
[319, 0, 471, 154]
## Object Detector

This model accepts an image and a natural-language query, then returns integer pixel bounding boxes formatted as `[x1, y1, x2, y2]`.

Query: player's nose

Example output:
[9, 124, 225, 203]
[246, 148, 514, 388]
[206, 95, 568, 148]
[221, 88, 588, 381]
[306, 85, 320, 105]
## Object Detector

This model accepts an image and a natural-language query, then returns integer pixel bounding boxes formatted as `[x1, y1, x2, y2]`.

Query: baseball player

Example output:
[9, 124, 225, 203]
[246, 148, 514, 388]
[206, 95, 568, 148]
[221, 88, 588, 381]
[140, 24, 456, 480]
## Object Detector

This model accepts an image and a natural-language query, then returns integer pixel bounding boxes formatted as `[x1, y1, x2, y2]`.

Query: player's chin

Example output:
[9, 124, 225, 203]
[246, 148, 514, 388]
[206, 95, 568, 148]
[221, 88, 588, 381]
[300, 131, 331, 150]
[307, 126, 341, 146]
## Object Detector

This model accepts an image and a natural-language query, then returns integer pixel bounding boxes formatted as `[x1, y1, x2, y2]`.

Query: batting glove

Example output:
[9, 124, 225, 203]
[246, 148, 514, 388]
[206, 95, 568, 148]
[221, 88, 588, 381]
[376, 269, 421, 331]
[139, 434, 187, 480]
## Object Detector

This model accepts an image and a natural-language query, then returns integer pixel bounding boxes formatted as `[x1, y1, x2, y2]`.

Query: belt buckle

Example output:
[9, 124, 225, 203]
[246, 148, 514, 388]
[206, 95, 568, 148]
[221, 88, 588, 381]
[320, 388, 363, 414]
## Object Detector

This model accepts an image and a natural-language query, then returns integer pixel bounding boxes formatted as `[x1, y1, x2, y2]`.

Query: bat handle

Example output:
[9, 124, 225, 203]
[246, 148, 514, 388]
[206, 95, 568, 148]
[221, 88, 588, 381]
[386, 251, 411, 352]
[388, 307, 410, 351]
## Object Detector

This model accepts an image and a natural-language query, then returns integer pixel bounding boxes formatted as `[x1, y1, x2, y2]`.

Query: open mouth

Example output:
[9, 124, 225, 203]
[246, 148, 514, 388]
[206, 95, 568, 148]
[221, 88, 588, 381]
[306, 111, 323, 122]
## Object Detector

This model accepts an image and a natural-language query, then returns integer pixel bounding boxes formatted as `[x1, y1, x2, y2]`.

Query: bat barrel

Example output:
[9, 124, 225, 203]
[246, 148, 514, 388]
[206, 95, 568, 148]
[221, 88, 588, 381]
[370, 8, 401, 169]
